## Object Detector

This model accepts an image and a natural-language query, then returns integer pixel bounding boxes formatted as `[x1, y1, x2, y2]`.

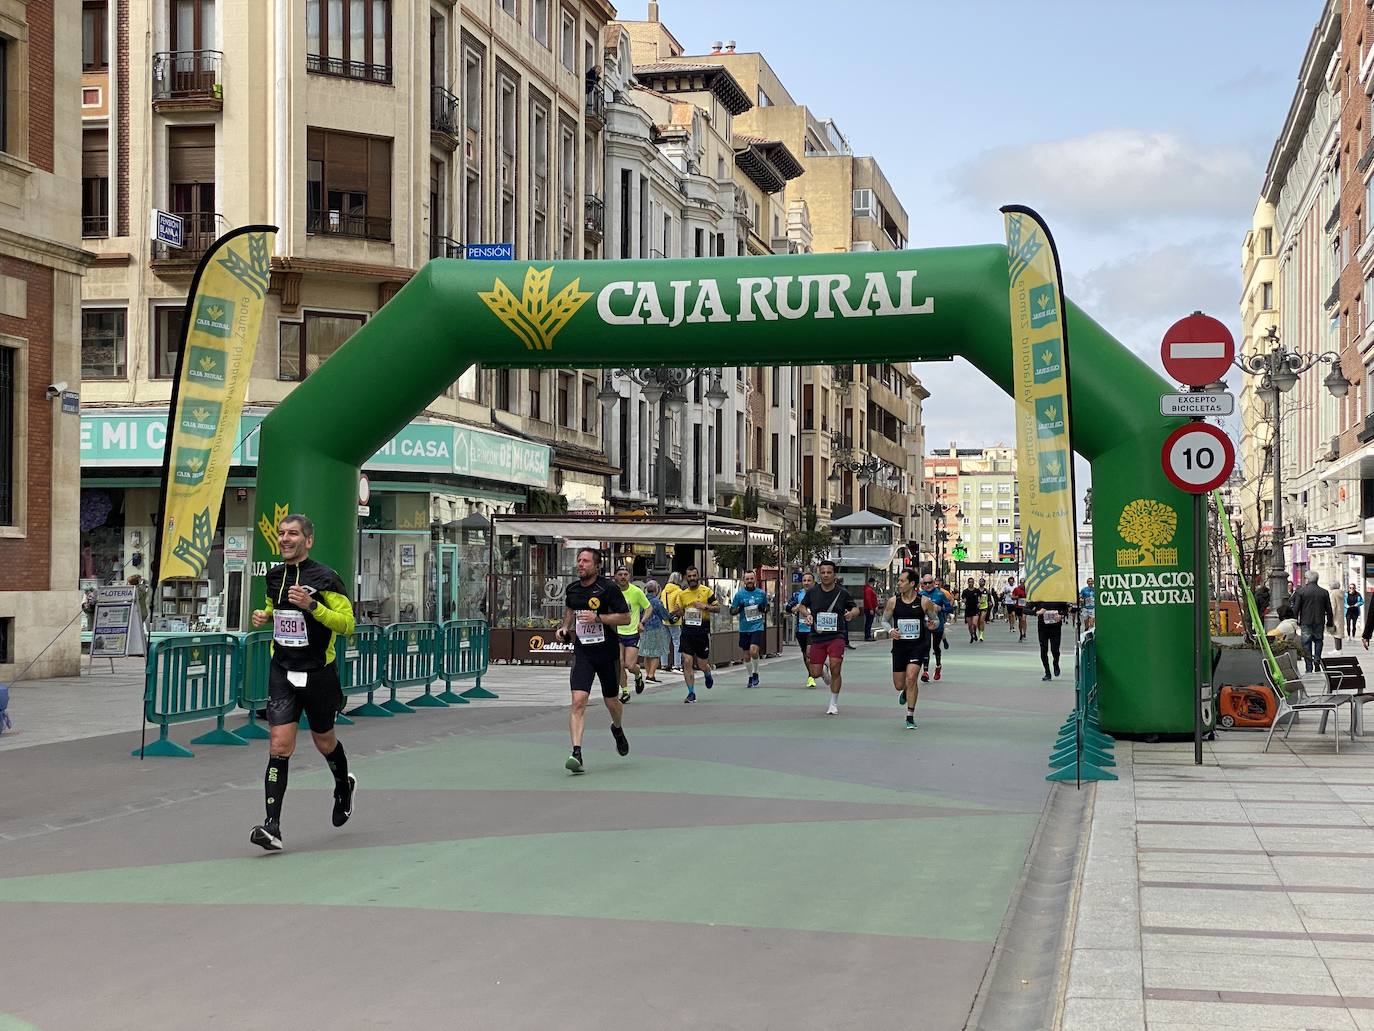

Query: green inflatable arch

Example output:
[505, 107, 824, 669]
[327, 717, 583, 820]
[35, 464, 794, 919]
[252, 245, 1200, 735]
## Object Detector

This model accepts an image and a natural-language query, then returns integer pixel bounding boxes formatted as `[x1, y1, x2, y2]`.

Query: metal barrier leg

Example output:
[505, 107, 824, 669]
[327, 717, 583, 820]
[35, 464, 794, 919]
[349, 690, 393, 717]
[236, 710, 271, 740]
[381, 685, 417, 714]
[435, 682, 471, 704]
[409, 680, 449, 708]
[132, 724, 194, 758]
[191, 713, 249, 746]
[460, 674, 498, 700]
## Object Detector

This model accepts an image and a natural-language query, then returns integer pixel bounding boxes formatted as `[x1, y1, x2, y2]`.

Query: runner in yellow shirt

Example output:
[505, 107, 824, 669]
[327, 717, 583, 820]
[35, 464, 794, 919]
[668, 566, 719, 702]
[614, 565, 652, 703]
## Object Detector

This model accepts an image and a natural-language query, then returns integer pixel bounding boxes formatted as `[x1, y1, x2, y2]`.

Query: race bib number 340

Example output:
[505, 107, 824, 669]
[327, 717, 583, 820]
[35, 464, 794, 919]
[815, 612, 839, 633]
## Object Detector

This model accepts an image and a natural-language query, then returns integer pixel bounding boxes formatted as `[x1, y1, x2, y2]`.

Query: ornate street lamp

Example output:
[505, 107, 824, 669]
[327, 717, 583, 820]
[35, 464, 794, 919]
[599, 367, 728, 515]
[1235, 325, 1350, 609]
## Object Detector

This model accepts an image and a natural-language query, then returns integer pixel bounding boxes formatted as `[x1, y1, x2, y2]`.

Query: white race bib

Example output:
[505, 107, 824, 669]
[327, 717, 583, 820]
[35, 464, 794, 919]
[744, 604, 761, 623]
[273, 609, 309, 648]
[898, 619, 921, 639]
[1043, 610, 1063, 625]
[575, 610, 605, 644]
[685, 607, 703, 627]
[815, 611, 839, 633]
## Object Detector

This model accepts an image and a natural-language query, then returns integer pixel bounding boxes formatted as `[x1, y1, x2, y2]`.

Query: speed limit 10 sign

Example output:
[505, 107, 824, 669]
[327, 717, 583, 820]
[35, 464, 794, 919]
[1161, 423, 1235, 494]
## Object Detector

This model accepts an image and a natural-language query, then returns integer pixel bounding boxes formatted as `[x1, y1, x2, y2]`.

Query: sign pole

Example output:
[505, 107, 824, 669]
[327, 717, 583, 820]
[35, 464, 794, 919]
[1194, 484, 1205, 766]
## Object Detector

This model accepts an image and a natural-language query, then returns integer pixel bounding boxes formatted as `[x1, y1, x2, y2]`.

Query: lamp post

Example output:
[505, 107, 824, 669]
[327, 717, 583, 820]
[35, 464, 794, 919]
[915, 493, 961, 581]
[599, 367, 728, 516]
[828, 432, 900, 512]
[1235, 326, 1350, 609]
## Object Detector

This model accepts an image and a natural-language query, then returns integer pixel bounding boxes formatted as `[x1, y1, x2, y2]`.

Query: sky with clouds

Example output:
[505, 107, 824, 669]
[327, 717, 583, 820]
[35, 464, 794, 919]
[637, 0, 1324, 472]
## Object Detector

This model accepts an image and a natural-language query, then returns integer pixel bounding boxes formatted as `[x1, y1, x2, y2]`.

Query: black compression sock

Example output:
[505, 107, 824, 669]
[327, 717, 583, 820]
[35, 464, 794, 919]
[265, 755, 289, 823]
[572, 745, 582, 758]
[325, 742, 349, 786]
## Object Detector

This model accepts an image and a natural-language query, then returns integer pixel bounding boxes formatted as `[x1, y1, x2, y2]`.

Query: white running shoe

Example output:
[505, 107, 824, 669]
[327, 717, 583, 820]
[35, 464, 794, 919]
[826, 698, 839, 716]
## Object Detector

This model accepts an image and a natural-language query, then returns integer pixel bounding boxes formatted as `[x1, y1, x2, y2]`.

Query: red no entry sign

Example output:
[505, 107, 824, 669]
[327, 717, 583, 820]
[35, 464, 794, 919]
[1161, 313, 1234, 387]
[1161, 423, 1235, 493]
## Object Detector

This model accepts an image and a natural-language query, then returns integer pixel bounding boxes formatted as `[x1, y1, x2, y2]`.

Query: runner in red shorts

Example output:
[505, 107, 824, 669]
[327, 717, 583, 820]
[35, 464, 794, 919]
[794, 559, 860, 715]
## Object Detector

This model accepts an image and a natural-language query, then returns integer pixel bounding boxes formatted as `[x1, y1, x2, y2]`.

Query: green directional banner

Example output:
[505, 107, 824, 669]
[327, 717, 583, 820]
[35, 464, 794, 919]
[253, 246, 1197, 735]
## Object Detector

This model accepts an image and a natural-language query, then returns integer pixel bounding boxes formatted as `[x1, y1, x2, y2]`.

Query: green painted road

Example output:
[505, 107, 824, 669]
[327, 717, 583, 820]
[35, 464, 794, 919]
[0, 633, 1070, 1031]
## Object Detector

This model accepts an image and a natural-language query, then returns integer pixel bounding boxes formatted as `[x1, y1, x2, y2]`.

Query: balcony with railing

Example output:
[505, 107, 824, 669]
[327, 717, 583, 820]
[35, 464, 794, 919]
[150, 211, 225, 264]
[307, 208, 392, 242]
[584, 195, 604, 240]
[306, 52, 392, 85]
[151, 50, 222, 111]
[430, 234, 464, 259]
[82, 214, 109, 239]
[430, 84, 459, 147]
[585, 87, 606, 127]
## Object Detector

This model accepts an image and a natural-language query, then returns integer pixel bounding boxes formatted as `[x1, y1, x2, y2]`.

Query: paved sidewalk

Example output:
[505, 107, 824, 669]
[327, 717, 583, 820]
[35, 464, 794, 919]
[1063, 718, 1374, 1030]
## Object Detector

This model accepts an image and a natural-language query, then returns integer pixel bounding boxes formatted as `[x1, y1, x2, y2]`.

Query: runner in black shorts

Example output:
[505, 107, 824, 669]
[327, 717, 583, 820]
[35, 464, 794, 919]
[884, 569, 935, 730]
[248, 513, 357, 852]
[554, 547, 631, 773]
[669, 566, 720, 702]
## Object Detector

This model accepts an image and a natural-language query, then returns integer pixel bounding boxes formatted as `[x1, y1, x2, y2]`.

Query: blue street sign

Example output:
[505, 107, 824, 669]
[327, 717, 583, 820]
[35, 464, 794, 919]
[465, 243, 514, 260]
[151, 209, 184, 249]
[998, 542, 1017, 557]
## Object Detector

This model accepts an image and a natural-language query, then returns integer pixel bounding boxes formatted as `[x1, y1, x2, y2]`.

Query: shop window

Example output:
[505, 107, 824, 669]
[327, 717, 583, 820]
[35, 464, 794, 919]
[153, 304, 187, 379]
[278, 310, 366, 381]
[82, 308, 126, 379]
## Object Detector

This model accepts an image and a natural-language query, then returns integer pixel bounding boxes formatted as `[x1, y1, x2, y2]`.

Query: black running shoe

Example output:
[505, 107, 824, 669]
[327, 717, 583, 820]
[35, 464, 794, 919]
[250, 819, 283, 852]
[332, 773, 357, 827]
[611, 724, 629, 757]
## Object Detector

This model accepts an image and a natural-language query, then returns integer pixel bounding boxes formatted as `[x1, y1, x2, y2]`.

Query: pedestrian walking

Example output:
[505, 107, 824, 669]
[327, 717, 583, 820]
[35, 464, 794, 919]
[730, 570, 769, 687]
[1031, 601, 1069, 681]
[795, 560, 860, 715]
[884, 569, 936, 730]
[662, 572, 684, 671]
[668, 566, 719, 702]
[613, 566, 651, 701]
[639, 580, 671, 683]
[553, 548, 631, 773]
[786, 572, 817, 687]
[248, 513, 357, 852]
[1291, 570, 1335, 672]
[863, 579, 880, 641]
[1346, 583, 1364, 639]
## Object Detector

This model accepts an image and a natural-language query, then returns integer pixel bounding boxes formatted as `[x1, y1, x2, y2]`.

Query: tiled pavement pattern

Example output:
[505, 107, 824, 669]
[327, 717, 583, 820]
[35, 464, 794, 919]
[0, 634, 1068, 1030]
[1064, 720, 1374, 1031]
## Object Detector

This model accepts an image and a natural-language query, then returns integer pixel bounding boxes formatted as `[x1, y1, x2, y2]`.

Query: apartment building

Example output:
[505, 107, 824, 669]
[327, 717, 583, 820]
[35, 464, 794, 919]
[688, 40, 923, 544]
[0, 2, 88, 679]
[1236, 200, 1279, 571]
[77, 0, 616, 629]
[924, 444, 1021, 571]
[604, 11, 807, 534]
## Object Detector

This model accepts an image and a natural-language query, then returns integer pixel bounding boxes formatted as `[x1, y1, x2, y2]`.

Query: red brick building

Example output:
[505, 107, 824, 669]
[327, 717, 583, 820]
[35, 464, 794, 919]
[0, 0, 90, 679]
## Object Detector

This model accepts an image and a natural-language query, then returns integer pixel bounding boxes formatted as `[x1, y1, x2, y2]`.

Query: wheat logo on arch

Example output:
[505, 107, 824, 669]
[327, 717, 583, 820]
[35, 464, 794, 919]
[1116, 498, 1179, 568]
[479, 266, 592, 351]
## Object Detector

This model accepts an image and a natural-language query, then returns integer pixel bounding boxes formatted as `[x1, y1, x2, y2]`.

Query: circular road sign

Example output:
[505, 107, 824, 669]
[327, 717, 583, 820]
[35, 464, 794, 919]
[1161, 312, 1234, 387]
[1161, 423, 1235, 494]
[358, 474, 370, 506]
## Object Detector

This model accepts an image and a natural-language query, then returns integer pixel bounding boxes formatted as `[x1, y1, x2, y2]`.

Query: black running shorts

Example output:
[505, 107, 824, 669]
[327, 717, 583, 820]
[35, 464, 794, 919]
[891, 641, 929, 673]
[570, 647, 620, 698]
[267, 662, 343, 733]
[679, 631, 711, 661]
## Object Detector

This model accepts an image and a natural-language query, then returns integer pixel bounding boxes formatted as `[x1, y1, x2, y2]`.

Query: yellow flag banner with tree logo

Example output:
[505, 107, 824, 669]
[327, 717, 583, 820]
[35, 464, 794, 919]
[155, 225, 276, 582]
[1001, 205, 1079, 603]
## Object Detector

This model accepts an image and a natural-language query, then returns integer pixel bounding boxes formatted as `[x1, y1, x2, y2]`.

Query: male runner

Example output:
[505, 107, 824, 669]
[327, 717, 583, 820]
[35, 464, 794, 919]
[919, 573, 952, 682]
[730, 570, 770, 688]
[1031, 600, 1069, 680]
[1002, 579, 1016, 632]
[614, 565, 651, 702]
[669, 566, 719, 702]
[1078, 577, 1096, 632]
[795, 560, 860, 715]
[786, 572, 817, 687]
[884, 569, 936, 730]
[249, 513, 357, 852]
[1011, 578, 1028, 641]
[961, 578, 982, 644]
[554, 548, 631, 772]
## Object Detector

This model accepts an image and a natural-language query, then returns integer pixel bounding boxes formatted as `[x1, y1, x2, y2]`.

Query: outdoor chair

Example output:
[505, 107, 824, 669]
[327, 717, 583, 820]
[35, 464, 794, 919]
[1264, 651, 1353, 753]
[1317, 655, 1374, 736]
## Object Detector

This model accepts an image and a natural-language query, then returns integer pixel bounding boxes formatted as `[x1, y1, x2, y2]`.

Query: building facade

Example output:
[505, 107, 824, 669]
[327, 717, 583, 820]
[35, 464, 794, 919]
[1236, 199, 1279, 577]
[923, 444, 1021, 574]
[78, 0, 616, 630]
[1, 1, 88, 678]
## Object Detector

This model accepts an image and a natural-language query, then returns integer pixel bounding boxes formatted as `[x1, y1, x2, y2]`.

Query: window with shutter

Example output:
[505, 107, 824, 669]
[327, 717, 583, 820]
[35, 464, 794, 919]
[306, 127, 392, 240]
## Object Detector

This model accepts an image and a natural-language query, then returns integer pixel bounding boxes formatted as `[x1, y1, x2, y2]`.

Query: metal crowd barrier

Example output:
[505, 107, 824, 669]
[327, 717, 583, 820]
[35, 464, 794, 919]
[438, 618, 494, 701]
[132, 621, 492, 756]
[1046, 630, 1116, 783]
[135, 634, 246, 757]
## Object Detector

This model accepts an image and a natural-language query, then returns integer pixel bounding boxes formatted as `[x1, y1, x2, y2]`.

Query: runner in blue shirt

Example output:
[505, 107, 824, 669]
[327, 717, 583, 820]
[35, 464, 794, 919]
[785, 571, 817, 688]
[731, 570, 770, 688]
[918, 573, 953, 683]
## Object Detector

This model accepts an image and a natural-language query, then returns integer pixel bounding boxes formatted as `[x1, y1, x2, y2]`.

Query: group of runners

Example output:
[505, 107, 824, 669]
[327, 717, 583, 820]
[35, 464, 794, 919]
[242, 514, 1101, 845]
